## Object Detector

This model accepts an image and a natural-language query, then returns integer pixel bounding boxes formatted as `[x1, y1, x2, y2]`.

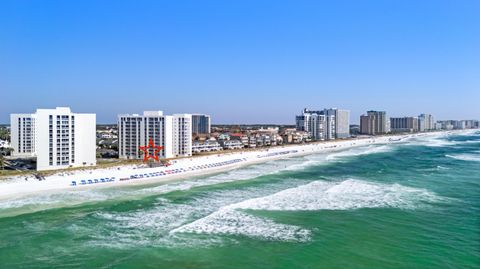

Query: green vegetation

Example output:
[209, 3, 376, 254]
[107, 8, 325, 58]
[0, 127, 9, 141]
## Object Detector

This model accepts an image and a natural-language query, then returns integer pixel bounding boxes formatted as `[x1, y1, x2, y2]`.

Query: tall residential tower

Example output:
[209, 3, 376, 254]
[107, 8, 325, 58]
[191, 114, 211, 135]
[10, 107, 96, 171]
[360, 111, 390, 135]
[325, 108, 350, 139]
[118, 111, 192, 159]
[296, 108, 336, 140]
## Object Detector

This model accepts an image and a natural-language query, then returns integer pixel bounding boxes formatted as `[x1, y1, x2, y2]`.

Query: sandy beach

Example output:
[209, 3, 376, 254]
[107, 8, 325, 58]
[0, 131, 466, 200]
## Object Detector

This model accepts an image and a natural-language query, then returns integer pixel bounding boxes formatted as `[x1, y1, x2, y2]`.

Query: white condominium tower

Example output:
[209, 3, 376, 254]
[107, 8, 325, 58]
[10, 107, 96, 171]
[325, 108, 350, 139]
[172, 114, 193, 156]
[418, 114, 435, 131]
[191, 114, 211, 135]
[296, 108, 335, 140]
[118, 111, 192, 159]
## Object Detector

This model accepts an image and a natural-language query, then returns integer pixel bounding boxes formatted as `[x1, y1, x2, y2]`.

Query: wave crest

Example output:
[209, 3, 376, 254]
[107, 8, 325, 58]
[172, 179, 443, 241]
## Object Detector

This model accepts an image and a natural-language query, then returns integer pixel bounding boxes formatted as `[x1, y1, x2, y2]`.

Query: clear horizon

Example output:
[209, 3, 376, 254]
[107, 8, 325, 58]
[1, 0, 479, 124]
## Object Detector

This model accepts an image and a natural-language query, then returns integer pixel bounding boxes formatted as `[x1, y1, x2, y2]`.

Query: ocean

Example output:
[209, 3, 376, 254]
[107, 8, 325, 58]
[0, 131, 479, 268]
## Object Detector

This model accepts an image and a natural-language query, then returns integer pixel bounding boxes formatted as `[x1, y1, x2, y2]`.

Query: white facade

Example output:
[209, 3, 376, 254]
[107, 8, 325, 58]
[10, 114, 36, 157]
[418, 114, 435, 131]
[172, 114, 192, 157]
[325, 108, 350, 138]
[192, 141, 222, 153]
[296, 109, 335, 140]
[10, 107, 96, 171]
[118, 111, 192, 160]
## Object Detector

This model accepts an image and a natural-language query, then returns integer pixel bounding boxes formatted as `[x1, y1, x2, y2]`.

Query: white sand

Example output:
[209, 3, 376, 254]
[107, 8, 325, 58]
[0, 131, 469, 200]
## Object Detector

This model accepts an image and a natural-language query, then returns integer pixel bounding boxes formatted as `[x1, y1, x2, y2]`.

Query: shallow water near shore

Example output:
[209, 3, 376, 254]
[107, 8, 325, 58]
[0, 131, 479, 268]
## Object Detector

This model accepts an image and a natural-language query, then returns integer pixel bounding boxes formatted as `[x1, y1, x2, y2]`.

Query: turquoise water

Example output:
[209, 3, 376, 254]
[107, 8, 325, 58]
[0, 131, 479, 268]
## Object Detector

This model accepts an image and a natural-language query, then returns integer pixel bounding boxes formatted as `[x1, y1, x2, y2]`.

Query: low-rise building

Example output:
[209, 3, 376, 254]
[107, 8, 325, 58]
[192, 140, 222, 153]
[229, 133, 249, 147]
[220, 140, 243, 150]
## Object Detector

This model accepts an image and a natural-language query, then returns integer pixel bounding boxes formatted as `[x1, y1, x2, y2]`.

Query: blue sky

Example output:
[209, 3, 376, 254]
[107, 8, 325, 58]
[1, 0, 479, 124]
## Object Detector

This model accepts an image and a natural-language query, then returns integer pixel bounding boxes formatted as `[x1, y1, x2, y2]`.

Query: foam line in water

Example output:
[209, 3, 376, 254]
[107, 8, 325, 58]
[81, 180, 308, 247]
[172, 179, 443, 241]
[445, 154, 480, 162]
[326, 145, 393, 161]
[171, 209, 311, 242]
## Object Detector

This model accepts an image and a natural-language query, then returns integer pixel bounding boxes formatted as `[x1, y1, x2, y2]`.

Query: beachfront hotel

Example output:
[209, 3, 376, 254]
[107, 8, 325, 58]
[296, 108, 351, 140]
[191, 114, 211, 135]
[418, 114, 435, 131]
[118, 111, 192, 159]
[10, 107, 96, 171]
[390, 117, 419, 133]
[296, 108, 336, 140]
[324, 108, 350, 139]
[360, 110, 390, 135]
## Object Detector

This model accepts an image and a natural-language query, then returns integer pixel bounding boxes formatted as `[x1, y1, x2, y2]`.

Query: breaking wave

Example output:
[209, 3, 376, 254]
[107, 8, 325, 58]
[326, 145, 393, 161]
[172, 179, 443, 241]
[445, 153, 480, 162]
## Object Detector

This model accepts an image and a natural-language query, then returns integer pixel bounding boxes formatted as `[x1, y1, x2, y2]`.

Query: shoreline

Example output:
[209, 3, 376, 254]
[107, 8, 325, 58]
[0, 130, 473, 200]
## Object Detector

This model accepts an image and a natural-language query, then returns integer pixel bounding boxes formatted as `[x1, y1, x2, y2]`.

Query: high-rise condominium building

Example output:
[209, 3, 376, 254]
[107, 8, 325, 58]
[360, 111, 390, 135]
[296, 108, 335, 140]
[390, 117, 419, 133]
[10, 107, 96, 171]
[325, 108, 350, 139]
[418, 114, 435, 131]
[191, 114, 211, 135]
[118, 111, 192, 159]
[172, 114, 193, 156]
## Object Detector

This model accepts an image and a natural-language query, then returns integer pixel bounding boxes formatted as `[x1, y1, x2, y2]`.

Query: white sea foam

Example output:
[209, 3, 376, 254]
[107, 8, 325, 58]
[236, 179, 441, 211]
[445, 154, 480, 162]
[88, 180, 308, 247]
[410, 136, 457, 147]
[171, 209, 310, 242]
[281, 155, 327, 171]
[436, 165, 450, 170]
[408, 131, 480, 148]
[172, 179, 442, 241]
[0, 190, 111, 210]
[326, 145, 393, 161]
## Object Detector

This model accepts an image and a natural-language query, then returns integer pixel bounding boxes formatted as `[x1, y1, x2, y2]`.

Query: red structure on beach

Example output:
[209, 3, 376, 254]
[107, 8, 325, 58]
[139, 138, 163, 162]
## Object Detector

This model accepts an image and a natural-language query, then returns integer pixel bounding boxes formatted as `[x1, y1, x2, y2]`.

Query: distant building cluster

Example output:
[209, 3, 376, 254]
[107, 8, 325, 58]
[436, 120, 479, 130]
[358, 111, 478, 135]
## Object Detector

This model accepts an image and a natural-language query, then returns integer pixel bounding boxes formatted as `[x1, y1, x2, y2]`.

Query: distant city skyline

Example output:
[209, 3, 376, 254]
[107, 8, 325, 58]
[1, 1, 479, 124]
